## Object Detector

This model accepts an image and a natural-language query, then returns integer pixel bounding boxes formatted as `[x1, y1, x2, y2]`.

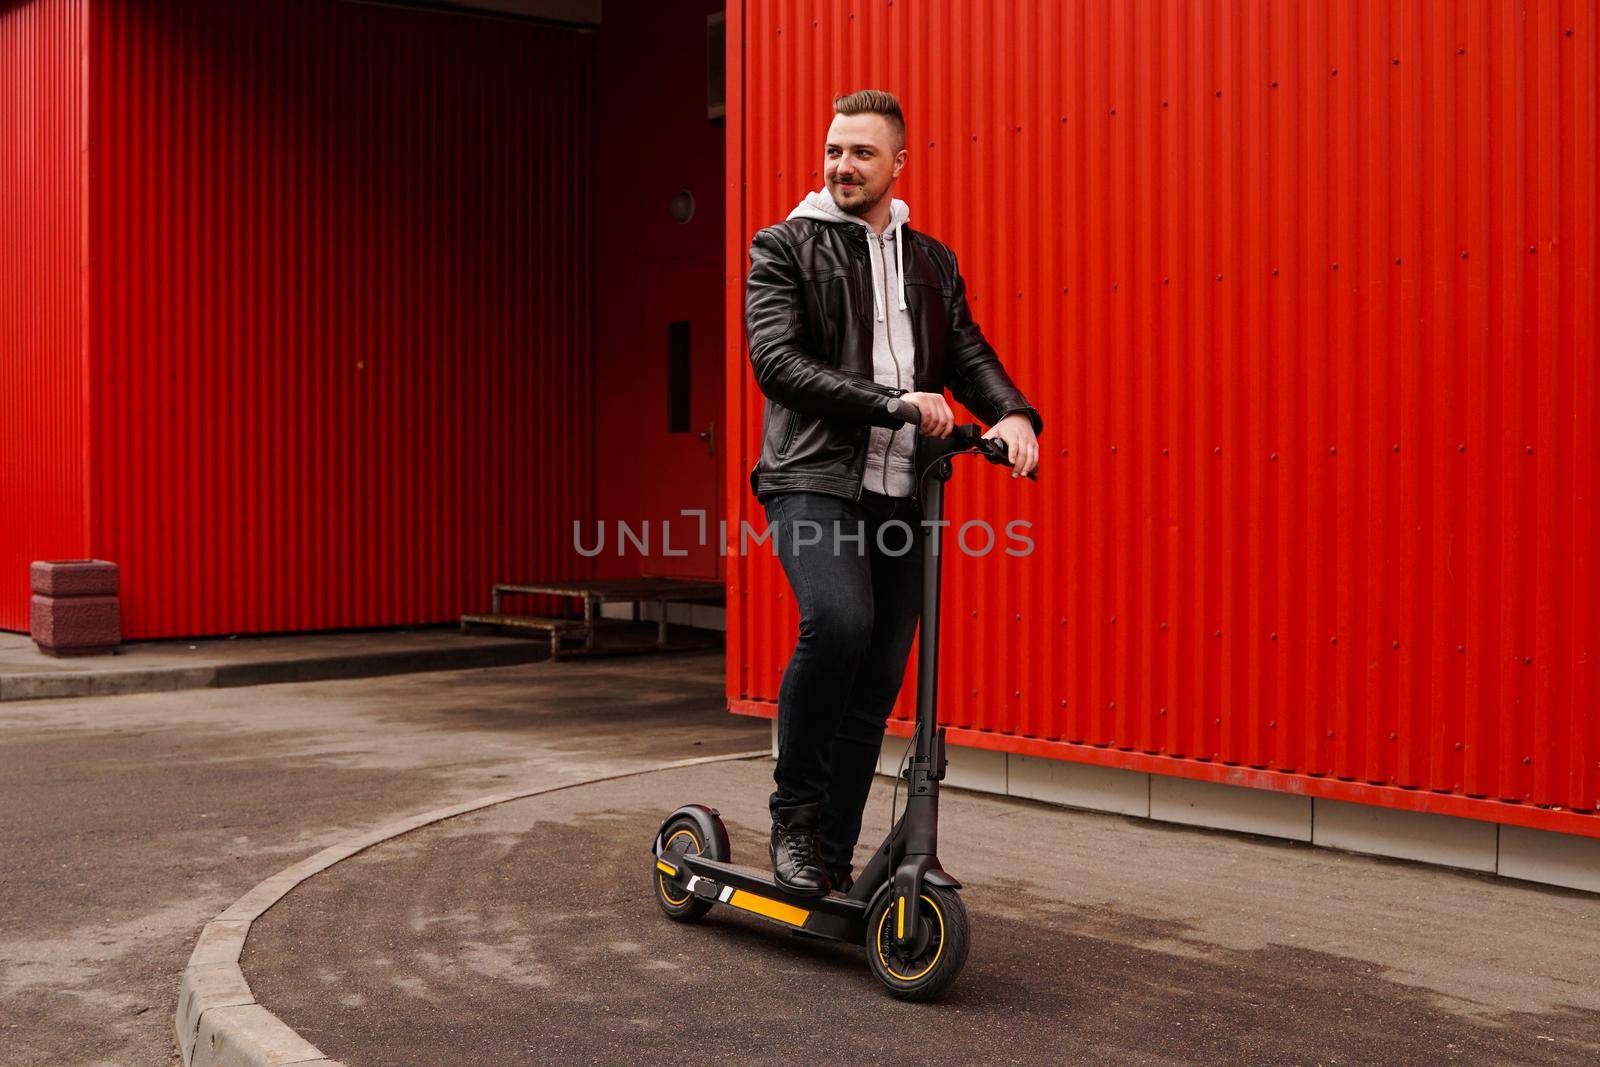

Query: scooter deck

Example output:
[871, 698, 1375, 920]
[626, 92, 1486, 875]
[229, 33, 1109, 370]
[656, 852, 871, 943]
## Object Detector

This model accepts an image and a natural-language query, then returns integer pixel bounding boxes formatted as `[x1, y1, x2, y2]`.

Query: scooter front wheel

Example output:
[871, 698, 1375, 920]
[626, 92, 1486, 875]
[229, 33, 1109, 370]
[865, 885, 970, 1001]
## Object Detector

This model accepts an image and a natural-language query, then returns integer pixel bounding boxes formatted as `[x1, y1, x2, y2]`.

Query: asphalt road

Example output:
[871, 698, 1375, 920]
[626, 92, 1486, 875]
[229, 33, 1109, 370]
[245, 759, 1600, 1066]
[6, 645, 1600, 1066]
[0, 651, 761, 1067]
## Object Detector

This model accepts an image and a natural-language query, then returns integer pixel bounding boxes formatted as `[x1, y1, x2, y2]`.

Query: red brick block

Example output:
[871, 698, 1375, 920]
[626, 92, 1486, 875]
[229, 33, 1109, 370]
[31, 595, 121, 656]
[31, 559, 120, 597]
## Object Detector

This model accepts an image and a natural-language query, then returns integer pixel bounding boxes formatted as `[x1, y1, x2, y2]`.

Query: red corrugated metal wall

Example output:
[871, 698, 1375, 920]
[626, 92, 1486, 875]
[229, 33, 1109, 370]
[727, 1, 1599, 837]
[0, 0, 89, 632]
[78, 0, 595, 637]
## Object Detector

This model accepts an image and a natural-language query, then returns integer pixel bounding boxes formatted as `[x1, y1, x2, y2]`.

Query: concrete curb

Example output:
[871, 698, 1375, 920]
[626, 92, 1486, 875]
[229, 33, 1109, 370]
[0, 641, 549, 702]
[175, 748, 771, 1066]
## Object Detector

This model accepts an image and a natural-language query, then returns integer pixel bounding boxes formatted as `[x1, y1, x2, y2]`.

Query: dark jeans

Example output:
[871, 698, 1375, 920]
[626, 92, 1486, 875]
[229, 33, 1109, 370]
[761, 488, 924, 876]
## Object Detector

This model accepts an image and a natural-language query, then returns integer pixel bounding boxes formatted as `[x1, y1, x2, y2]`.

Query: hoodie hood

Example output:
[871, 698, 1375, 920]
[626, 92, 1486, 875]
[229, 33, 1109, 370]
[787, 189, 911, 321]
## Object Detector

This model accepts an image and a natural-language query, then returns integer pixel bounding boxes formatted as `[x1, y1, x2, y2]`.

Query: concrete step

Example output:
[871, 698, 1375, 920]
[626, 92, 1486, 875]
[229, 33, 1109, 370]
[0, 629, 550, 702]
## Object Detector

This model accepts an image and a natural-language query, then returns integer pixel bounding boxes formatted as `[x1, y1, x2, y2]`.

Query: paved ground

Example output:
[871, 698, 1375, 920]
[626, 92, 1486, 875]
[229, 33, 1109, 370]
[0, 651, 760, 1067]
[245, 759, 1600, 1066]
[6, 647, 1600, 1067]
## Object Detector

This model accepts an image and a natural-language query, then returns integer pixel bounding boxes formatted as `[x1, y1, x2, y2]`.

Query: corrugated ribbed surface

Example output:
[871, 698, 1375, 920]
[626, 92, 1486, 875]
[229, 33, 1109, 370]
[0, 0, 89, 632]
[728, 1, 1598, 830]
[87, 0, 594, 637]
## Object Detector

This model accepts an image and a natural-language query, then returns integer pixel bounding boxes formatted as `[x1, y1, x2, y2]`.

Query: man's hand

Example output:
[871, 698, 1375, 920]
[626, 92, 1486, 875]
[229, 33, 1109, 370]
[982, 412, 1039, 478]
[897, 391, 955, 437]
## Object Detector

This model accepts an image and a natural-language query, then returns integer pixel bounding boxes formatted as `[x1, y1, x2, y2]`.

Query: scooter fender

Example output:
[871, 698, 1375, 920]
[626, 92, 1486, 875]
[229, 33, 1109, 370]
[652, 803, 729, 861]
[864, 862, 962, 913]
[870, 857, 959, 956]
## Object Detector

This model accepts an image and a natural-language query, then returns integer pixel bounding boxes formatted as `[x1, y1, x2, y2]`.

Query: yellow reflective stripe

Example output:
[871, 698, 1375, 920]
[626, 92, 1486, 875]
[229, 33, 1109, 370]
[896, 896, 905, 939]
[728, 889, 810, 927]
[655, 860, 678, 875]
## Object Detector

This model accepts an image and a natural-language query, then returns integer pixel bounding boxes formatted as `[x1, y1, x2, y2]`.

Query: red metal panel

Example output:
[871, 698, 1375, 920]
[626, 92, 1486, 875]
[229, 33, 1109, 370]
[723, 0, 747, 710]
[84, 0, 594, 637]
[729, 0, 1599, 833]
[0, 0, 89, 632]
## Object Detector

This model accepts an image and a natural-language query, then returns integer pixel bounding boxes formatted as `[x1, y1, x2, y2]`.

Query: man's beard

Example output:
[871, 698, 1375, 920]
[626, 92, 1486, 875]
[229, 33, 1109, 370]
[829, 181, 879, 217]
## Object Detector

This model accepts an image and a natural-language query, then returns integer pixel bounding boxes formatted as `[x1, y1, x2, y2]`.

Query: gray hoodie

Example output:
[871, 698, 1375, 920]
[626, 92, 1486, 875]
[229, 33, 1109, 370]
[786, 189, 918, 497]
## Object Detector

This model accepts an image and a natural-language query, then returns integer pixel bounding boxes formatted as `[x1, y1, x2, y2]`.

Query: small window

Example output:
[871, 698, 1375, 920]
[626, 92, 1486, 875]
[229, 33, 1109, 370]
[668, 321, 691, 432]
[707, 12, 726, 126]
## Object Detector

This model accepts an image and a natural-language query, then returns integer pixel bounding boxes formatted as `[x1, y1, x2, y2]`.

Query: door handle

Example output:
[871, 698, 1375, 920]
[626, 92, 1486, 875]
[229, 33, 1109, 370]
[696, 423, 715, 456]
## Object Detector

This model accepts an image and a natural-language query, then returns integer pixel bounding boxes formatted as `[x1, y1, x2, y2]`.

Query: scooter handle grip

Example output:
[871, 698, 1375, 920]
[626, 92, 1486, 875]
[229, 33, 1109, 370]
[885, 396, 922, 426]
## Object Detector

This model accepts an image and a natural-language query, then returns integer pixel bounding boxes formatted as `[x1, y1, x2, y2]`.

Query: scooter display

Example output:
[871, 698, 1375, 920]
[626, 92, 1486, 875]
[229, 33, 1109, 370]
[650, 398, 1035, 1000]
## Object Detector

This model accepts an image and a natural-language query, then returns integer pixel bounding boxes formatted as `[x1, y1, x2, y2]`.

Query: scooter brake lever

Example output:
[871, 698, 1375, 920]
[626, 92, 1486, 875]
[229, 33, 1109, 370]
[977, 436, 1039, 481]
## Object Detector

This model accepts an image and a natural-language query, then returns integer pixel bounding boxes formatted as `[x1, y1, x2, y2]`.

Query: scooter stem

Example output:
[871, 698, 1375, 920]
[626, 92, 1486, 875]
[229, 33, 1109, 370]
[915, 473, 946, 771]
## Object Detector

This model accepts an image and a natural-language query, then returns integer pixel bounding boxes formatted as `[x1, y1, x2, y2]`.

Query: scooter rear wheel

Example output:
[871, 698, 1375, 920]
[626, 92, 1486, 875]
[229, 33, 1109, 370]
[865, 885, 970, 1001]
[653, 815, 720, 922]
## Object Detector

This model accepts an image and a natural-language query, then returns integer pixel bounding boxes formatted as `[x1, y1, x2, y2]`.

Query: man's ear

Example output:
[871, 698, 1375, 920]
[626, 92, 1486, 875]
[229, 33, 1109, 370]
[893, 147, 908, 179]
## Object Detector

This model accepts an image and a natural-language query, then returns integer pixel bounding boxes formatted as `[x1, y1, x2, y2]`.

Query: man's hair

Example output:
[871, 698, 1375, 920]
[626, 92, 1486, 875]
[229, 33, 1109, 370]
[832, 89, 906, 151]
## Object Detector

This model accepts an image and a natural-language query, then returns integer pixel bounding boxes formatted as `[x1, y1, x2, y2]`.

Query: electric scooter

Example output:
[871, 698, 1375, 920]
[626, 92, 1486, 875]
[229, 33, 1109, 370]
[650, 398, 1035, 1000]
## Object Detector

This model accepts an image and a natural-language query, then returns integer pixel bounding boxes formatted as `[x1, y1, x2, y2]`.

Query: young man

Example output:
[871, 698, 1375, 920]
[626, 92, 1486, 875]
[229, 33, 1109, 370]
[744, 90, 1042, 896]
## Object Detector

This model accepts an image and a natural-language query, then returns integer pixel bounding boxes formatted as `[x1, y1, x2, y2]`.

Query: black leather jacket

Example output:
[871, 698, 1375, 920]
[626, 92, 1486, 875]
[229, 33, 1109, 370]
[744, 217, 1043, 501]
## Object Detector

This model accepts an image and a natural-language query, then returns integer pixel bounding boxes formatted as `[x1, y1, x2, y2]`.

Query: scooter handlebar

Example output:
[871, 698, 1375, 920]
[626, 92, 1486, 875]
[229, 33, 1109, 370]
[885, 399, 1038, 481]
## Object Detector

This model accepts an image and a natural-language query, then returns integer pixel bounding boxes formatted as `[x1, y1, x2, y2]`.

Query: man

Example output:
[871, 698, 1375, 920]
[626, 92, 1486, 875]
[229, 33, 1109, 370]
[744, 89, 1042, 897]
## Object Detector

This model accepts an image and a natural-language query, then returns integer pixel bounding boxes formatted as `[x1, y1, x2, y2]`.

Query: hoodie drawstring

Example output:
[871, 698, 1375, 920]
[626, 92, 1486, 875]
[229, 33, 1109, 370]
[871, 238, 885, 322]
[870, 232, 909, 322]
[896, 232, 907, 312]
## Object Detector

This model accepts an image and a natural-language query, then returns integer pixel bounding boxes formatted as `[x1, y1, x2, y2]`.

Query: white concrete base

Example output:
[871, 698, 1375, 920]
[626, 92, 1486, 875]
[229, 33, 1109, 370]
[1009, 753, 1150, 818]
[872, 734, 1006, 795]
[942, 744, 1008, 794]
[1499, 825, 1600, 894]
[876, 731, 916, 777]
[855, 731, 1600, 895]
[1314, 798, 1498, 873]
[598, 600, 726, 632]
[1151, 774, 1312, 842]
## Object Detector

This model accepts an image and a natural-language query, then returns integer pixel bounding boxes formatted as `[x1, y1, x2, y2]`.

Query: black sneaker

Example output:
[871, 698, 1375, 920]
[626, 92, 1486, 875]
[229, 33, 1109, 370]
[770, 807, 830, 897]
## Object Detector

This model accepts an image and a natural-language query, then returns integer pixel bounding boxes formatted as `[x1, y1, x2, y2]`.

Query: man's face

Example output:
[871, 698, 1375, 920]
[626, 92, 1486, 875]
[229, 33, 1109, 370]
[823, 112, 906, 216]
